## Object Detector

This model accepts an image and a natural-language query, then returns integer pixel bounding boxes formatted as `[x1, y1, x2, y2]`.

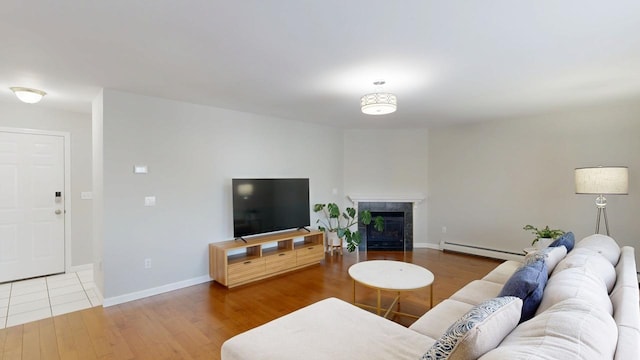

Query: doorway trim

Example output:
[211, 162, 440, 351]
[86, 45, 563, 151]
[0, 127, 72, 274]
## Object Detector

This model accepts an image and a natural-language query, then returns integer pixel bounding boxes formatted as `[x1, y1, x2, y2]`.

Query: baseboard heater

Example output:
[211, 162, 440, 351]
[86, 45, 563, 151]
[442, 241, 524, 262]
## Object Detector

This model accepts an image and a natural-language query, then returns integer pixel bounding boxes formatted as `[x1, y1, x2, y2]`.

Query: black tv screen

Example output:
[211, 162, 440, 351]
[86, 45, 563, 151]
[232, 178, 310, 238]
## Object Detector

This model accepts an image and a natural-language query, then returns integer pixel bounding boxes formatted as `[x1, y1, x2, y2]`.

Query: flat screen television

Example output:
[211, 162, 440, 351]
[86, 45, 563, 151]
[232, 178, 310, 238]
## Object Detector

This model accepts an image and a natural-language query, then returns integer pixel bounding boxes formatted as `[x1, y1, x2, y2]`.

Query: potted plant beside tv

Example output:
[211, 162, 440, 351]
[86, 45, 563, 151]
[313, 203, 384, 261]
[523, 224, 564, 249]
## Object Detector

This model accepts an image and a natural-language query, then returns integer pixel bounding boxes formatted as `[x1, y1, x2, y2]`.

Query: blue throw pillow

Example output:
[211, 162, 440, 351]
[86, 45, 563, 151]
[549, 231, 575, 252]
[498, 259, 548, 322]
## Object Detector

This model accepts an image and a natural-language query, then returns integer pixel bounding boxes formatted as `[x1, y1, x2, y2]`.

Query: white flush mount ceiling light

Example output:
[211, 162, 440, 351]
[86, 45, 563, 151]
[10, 87, 47, 104]
[360, 80, 397, 115]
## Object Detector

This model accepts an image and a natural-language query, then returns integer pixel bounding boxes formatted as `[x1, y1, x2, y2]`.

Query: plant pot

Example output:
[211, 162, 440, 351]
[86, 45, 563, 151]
[534, 238, 553, 250]
[327, 231, 343, 255]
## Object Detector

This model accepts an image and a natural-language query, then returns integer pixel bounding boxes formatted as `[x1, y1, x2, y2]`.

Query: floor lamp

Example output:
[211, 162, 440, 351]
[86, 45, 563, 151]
[575, 166, 629, 236]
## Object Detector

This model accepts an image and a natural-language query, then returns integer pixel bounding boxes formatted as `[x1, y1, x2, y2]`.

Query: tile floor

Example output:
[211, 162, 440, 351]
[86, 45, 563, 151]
[0, 269, 102, 329]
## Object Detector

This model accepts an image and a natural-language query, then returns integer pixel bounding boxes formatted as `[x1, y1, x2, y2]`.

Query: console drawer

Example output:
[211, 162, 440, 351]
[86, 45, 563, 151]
[228, 258, 266, 285]
[265, 251, 297, 274]
[296, 245, 324, 266]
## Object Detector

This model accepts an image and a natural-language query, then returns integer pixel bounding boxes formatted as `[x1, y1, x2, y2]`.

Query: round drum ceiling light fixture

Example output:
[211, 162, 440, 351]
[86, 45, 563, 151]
[10, 87, 47, 104]
[360, 80, 397, 115]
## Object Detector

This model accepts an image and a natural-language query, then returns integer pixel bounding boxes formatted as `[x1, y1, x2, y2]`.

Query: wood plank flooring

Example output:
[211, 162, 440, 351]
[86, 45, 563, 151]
[0, 249, 501, 360]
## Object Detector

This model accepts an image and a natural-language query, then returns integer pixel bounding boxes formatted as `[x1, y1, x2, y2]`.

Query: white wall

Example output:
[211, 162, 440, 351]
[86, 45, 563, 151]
[343, 129, 429, 246]
[0, 101, 93, 267]
[428, 100, 640, 263]
[99, 90, 343, 299]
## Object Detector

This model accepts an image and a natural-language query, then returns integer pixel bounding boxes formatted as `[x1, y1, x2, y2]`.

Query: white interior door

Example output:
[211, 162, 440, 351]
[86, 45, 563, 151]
[0, 130, 65, 283]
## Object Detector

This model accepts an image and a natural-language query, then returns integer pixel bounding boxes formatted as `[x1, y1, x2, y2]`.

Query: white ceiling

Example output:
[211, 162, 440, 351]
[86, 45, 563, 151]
[2, 1, 640, 128]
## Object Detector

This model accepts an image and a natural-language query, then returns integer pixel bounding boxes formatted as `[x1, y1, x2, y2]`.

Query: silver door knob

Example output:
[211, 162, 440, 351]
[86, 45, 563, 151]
[55, 209, 62, 215]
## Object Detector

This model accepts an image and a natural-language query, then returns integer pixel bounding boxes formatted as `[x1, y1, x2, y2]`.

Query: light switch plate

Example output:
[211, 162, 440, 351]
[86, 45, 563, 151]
[134, 165, 148, 174]
[144, 196, 156, 206]
[81, 191, 93, 200]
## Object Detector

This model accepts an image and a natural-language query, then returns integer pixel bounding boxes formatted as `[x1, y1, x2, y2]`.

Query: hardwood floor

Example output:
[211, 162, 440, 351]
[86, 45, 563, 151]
[0, 249, 501, 360]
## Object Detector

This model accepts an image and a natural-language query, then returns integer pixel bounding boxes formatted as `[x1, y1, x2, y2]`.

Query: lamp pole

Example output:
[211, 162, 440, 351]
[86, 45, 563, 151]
[594, 194, 609, 236]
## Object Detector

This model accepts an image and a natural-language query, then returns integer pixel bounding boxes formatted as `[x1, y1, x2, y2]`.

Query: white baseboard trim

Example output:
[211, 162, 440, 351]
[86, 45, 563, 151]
[69, 263, 94, 272]
[442, 241, 524, 261]
[413, 242, 441, 250]
[103, 275, 211, 307]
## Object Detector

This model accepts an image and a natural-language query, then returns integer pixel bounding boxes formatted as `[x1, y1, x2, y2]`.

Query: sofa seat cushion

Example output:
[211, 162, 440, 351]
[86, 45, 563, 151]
[410, 299, 474, 339]
[553, 247, 616, 292]
[480, 298, 618, 360]
[482, 261, 521, 284]
[498, 259, 547, 322]
[574, 234, 620, 265]
[449, 280, 504, 305]
[537, 266, 612, 316]
[421, 296, 522, 360]
[221, 297, 433, 360]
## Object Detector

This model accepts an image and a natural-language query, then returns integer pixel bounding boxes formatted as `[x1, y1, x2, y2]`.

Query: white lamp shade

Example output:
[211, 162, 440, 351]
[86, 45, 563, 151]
[10, 87, 46, 104]
[575, 166, 629, 194]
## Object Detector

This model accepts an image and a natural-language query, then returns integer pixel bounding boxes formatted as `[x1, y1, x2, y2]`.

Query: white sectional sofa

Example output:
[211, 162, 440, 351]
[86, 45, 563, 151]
[221, 234, 639, 360]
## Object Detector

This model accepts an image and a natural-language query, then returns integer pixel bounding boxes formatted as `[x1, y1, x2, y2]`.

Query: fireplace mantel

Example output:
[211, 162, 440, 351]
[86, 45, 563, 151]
[347, 194, 425, 206]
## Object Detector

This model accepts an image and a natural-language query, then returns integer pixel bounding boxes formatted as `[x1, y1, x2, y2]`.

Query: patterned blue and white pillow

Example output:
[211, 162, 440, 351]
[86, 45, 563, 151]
[421, 296, 522, 360]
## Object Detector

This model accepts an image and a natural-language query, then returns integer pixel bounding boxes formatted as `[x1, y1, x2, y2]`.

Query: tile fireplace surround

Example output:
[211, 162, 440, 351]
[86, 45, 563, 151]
[348, 195, 424, 252]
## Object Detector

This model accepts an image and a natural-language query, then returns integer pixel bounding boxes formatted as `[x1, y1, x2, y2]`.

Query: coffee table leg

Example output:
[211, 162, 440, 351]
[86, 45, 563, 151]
[430, 284, 433, 308]
[384, 293, 401, 319]
[352, 280, 356, 304]
[377, 289, 381, 316]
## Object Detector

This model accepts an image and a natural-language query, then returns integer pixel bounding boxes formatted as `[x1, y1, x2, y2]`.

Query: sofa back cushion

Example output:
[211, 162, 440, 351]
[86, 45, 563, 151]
[574, 233, 620, 265]
[420, 296, 522, 360]
[553, 247, 616, 292]
[498, 260, 547, 322]
[537, 266, 612, 316]
[479, 298, 618, 360]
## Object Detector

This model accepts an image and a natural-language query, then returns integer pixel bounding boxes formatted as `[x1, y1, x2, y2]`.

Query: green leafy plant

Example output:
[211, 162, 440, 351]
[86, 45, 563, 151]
[313, 203, 384, 252]
[523, 225, 564, 246]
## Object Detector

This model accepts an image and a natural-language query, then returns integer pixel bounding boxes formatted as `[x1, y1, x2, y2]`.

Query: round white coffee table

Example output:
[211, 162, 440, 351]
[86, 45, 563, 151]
[348, 260, 434, 319]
